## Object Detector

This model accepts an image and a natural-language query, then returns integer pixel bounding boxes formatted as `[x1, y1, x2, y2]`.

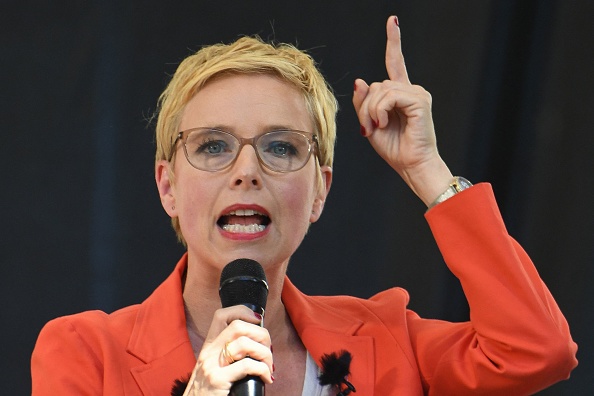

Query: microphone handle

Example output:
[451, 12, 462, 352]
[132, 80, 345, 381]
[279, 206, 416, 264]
[229, 375, 265, 396]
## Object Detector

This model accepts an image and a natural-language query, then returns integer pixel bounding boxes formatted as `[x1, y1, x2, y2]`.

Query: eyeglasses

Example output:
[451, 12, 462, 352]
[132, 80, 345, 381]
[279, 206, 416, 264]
[169, 128, 319, 173]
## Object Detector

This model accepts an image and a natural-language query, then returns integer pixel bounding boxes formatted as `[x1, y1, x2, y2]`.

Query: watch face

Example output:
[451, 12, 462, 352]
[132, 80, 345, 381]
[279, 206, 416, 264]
[456, 177, 472, 190]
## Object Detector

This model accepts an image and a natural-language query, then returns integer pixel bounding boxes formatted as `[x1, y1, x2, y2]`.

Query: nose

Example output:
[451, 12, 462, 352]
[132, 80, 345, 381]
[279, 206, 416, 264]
[229, 145, 263, 189]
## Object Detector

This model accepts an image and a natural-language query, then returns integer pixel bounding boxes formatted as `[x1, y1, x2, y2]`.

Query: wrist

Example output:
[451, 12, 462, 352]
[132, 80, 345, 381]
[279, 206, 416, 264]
[401, 156, 453, 206]
[427, 176, 473, 210]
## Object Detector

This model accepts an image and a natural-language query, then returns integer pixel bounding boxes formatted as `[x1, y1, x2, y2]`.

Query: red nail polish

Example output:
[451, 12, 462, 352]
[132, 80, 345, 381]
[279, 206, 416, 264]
[254, 312, 262, 320]
[270, 345, 274, 353]
[353, 81, 357, 91]
[394, 16, 399, 26]
[372, 119, 379, 129]
[271, 375, 276, 382]
[360, 125, 366, 136]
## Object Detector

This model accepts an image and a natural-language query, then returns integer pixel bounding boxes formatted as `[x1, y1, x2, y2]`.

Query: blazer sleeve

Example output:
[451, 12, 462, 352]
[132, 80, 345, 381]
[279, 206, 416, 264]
[407, 183, 577, 395]
[32, 315, 104, 395]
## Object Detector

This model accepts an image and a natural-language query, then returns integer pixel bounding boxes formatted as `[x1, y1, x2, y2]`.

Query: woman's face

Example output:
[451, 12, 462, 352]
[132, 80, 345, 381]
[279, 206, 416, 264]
[156, 74, 332, 273]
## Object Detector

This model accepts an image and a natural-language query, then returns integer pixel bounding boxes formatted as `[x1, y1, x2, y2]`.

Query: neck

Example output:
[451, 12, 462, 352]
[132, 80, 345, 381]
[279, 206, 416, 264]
[182, 254, 294, 343]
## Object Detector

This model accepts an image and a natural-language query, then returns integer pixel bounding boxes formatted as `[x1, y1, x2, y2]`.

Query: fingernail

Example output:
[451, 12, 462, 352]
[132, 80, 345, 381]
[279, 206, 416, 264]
[394, 16, 399, 26]
[271, 375, 275, 382]
[372, 119, 379, 129]
[359, 125, 367, 136]
[270, 344, 274, 353]
[353, 80, 357, 91]
[254, 312, 262, 320]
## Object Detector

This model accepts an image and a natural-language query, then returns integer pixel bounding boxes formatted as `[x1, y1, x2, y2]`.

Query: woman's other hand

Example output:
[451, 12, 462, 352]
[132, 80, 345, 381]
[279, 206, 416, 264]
[353, 16, 454, 206]
[183, 305, 274, 395]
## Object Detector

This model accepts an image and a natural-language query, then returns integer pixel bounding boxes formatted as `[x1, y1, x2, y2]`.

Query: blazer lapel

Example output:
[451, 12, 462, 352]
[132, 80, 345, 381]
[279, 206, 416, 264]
[130, 345, 195, 396]
[128, 255, 196, 395]
[282, 278, 375, 395]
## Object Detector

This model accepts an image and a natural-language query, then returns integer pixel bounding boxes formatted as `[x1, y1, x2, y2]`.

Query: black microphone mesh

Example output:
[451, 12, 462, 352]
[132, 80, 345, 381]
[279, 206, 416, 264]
[219, 259, 268, 310]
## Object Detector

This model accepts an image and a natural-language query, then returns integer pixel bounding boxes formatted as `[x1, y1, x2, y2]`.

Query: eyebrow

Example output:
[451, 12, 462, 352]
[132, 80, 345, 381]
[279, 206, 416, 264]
[204, 124, 306, 134]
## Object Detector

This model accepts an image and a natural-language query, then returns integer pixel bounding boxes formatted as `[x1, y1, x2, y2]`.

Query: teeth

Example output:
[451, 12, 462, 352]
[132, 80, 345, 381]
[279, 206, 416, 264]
[228, 209, 262, 216]
[222, 224, 267, 233]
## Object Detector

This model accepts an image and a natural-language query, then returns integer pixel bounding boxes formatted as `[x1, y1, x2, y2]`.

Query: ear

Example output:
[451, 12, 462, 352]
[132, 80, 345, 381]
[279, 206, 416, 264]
[310, 165, 333, 223]
[155, 160, 177, 218]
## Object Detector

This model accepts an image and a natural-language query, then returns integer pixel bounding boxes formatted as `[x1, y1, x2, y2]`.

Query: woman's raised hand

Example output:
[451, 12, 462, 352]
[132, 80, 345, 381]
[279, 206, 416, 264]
[352, 16, 453, 206]
[183, 306, 274, 396]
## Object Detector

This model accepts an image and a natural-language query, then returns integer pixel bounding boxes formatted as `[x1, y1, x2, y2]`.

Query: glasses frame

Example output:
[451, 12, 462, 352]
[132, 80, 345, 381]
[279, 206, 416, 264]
[168, 127, 320, 173]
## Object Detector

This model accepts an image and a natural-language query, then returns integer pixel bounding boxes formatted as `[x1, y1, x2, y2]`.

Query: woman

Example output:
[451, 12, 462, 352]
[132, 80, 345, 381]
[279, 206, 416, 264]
[32, 16, 577, 395]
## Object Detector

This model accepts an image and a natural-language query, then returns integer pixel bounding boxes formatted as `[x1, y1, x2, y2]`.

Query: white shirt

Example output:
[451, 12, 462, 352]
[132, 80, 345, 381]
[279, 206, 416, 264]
[301, 351, 332, 396]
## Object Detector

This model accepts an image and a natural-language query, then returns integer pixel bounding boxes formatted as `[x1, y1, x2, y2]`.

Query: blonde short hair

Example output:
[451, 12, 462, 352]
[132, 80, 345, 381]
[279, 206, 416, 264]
[154, 36, 338, 243]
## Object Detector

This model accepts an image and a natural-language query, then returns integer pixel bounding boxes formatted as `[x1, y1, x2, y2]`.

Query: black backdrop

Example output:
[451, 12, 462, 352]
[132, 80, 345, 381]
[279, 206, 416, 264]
[2, 1, 593, 394]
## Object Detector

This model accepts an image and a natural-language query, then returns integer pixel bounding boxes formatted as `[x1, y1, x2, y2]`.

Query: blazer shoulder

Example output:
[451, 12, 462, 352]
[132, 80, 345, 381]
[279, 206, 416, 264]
[308, 287, 411, 319]
[313, 286, 409, 303]
[38, 303, 141, 349]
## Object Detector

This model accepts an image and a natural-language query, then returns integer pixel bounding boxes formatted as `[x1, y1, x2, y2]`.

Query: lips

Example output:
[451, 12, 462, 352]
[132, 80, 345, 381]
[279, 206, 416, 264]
[217, 207, 271, 234]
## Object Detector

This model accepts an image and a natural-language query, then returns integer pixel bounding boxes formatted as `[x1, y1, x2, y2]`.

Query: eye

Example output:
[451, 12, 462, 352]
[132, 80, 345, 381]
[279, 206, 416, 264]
[197, 138, 229, 155]
[265, 140, 298, 157]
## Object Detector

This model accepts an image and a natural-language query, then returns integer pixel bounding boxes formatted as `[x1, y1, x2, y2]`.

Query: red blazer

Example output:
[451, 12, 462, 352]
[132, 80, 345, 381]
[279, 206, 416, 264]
[31, 184, 577, 395]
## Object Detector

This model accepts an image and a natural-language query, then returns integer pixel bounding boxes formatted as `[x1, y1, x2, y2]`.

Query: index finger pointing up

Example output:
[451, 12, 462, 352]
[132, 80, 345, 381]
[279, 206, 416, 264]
[385, 15, 410, 83]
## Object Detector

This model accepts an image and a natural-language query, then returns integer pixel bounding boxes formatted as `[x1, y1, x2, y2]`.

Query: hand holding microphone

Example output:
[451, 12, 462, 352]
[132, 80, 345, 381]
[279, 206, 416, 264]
[220, 259, 270, 396]
[181, 259, 273, 396]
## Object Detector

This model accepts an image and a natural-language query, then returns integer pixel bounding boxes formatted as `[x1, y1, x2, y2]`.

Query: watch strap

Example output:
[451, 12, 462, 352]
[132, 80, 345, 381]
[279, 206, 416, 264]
[427, 176, 473, 209]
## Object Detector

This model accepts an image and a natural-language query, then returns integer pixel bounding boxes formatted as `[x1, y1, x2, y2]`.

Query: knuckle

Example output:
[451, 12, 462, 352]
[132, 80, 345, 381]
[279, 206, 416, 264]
[197, 354, 208, 366]
[235, 335, 250, 347]
[227, 319, 243, 331]
[237, 358, 268, 376]
[202, 371, 219, 386]
[411, 85, 432, 104]
[212, 308, 226, 321]
[369, 81, 383, 91]
[413, 84, 431, 96]
[254, 360, 271, 376]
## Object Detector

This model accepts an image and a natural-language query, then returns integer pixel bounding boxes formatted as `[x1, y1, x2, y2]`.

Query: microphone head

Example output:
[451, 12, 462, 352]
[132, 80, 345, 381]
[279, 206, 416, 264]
[219, 259, 269, 312]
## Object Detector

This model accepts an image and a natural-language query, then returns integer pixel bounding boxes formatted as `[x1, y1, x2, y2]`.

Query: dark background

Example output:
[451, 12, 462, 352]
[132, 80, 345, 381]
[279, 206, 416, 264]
[2, 0, 592, 394]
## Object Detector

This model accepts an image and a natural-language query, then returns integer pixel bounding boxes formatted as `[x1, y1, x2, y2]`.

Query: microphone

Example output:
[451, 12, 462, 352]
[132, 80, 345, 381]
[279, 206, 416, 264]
[219, 259, 269, 396]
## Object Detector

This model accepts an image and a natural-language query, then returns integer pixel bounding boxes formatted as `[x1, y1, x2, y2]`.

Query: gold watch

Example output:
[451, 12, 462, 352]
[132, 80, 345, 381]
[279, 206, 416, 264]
[428, 176, 473, 209]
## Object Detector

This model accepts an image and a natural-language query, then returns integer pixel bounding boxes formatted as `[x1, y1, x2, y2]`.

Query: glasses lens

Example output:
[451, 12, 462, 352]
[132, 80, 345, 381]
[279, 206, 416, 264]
[184, 129, 239, 171]
[257, 131, 312, 172]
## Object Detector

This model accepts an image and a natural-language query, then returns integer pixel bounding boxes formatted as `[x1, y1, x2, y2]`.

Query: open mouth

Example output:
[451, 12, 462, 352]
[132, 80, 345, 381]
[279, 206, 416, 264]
[217, 209, 271, 234]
